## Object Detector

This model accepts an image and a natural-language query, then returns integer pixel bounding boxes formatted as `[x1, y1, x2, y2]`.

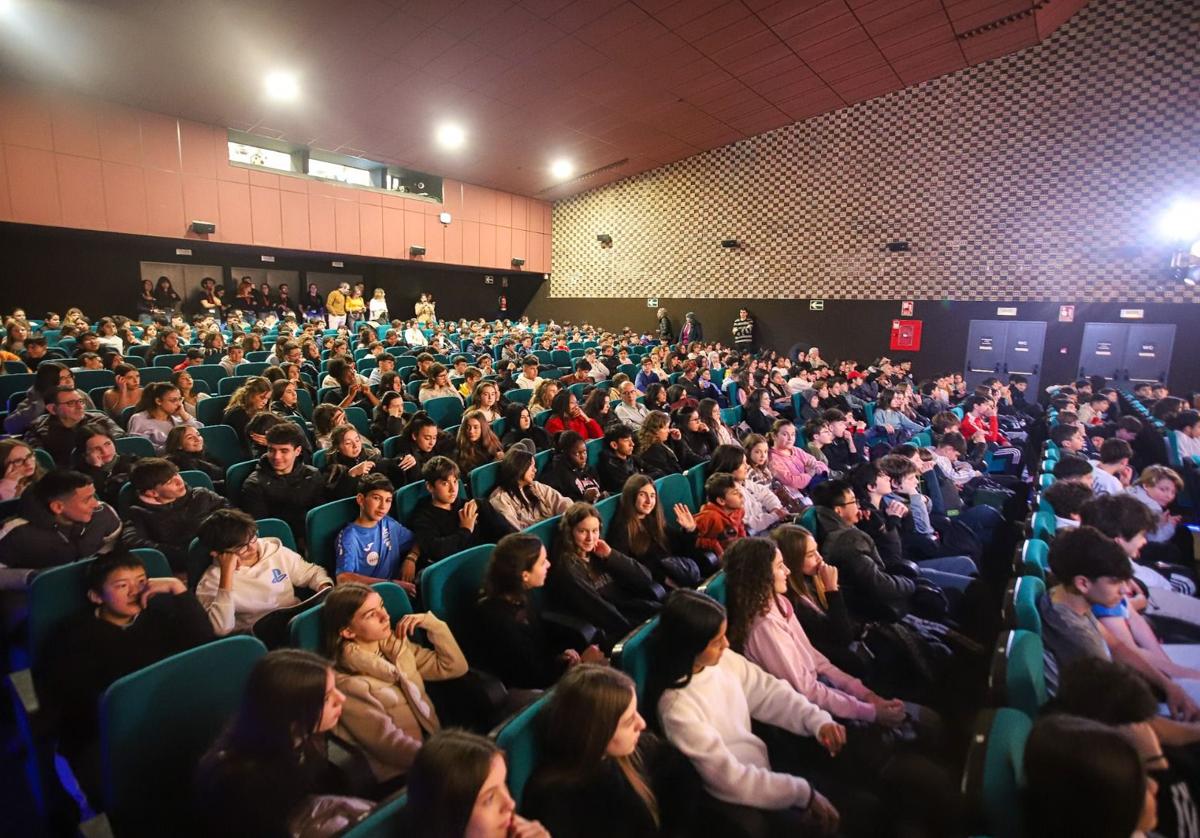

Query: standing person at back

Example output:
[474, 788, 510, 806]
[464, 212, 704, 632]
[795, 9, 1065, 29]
[732, 307, 755, 353]
[325, 282, 350, 330]
[656, 308, 674, 342]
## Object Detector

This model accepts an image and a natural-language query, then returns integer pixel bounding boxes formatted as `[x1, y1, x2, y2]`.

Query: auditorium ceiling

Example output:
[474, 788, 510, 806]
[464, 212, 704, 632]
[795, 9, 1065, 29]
[0, 0, 1089, 198]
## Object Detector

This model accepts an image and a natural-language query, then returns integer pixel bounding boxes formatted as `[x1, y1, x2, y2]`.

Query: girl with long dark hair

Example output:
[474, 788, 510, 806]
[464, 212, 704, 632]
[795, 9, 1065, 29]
[487, 446, 570, 531]
[606, 474, 703, 588]
[500, 403, 551, 452]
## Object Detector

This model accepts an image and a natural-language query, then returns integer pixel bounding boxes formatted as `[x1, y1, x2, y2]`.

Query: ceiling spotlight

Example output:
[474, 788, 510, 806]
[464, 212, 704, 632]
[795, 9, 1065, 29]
[0, 0, 16, 17]
[264, 71, 300, 102]
[436, 124, 465, 149]
[550, 159, 573, 180]
[1158, 198, 1200, 242]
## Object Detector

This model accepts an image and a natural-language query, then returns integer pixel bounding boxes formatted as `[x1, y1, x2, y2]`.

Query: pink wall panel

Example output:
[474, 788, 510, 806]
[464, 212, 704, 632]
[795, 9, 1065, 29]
[460, 182, 480, 222]
[143, 169, 185, 238]
[510, 228, 527, 264]
[178, 120, 217, 177]
[360, 203, 383, 257]
[334, 200, 360, 253]
[216, 179, 252, 242]
[181, 175, 220, 233]
[526, 232, 545, 274]
[511, 195, 527, 231]
[0, 148, 11, 219]
[423, 215, 445, 262]
[308, 194, 336, 251]
[0, 84, 552, 272]
[382, 207, 406, 259]
[280, 190, 311, 250]
[404, 211, 426, 248]
[478, 222, 497, 267]
[102, 161, 148, 234]
[139, 112, 181, 172]
[495, 225, 512, 270]
[542, 232, 552, 276]
[444, 219, 463, 263]
[478, 188, 497, 224]
[96, 102, 143, 165]
[462, 220, 480, 265]
[6, 146, 61, 226]
[0, 88, 52, 150]
[249, 185, 283, 247]
[49, 96, 100, 159]
[495, 191, 512, 228]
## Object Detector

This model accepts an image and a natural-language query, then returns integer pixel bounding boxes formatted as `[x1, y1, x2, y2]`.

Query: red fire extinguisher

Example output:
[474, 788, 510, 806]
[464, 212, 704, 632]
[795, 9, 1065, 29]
[498, 295, 507, 312]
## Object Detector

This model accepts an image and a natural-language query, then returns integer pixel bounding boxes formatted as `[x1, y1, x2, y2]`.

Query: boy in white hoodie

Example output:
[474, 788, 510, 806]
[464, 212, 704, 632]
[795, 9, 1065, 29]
[195, 509, 333, 635]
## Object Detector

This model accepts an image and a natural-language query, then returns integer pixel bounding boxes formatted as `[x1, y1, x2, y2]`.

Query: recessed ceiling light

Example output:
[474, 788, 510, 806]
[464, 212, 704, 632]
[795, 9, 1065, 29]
[550, 159, 573, 180]
[0, 0, 16, 17]
[436, 124, 465, 149]
[264, 71, 300, 102]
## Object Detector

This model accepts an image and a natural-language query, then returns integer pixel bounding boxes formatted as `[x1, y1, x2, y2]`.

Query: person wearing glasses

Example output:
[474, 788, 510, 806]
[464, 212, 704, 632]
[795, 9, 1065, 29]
[194, 509, 333, 636]
[808, 478, 923, 623]
[24, 385, 124, 468]
[0, 439, 43, 502]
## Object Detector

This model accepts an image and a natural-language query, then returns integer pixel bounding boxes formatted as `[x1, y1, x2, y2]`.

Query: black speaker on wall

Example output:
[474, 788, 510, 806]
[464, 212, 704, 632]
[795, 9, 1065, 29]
[720, 239, 739, 248]
[190, 220, 216, 234]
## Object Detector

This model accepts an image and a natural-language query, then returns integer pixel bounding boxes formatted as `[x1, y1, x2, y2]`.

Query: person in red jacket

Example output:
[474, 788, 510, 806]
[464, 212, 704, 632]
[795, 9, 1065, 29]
[544, 390, 603, 440]
[694, 473, 747, 558]
[958, 394, 1023, 474]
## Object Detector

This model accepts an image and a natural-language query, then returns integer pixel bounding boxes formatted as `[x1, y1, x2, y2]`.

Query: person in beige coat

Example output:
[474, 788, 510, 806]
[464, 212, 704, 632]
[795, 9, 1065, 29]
[321, 584, 468, 784]
[487, 445, 571, 530]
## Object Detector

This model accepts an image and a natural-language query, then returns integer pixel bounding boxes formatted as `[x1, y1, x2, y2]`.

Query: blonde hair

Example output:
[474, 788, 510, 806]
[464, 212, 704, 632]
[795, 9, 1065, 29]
[1137, 465, 1183, 491]
[636, 411, 670, 455]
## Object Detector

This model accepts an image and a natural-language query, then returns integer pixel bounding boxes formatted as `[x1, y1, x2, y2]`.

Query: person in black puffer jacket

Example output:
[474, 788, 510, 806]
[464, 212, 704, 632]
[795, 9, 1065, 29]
[598, 424, 640, 494]
[541, 431, 604, 503]
[0, 470, 122, 575]
[120, 458, 229, 573]
[240, 424, 328, 550]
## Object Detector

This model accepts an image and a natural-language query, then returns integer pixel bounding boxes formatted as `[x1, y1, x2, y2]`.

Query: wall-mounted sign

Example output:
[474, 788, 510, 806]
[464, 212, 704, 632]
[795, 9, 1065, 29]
[979, 338, 994, 350]
[1058, 305, 1074, 322]
[175, 248, 192, 256]
[646, 298, 658, 308]
[900, 300, 914, 316]
[260, 255, 275, 263]
[1120, 308, 1144, 319]
[1014, 340, 1029, 352]
[810, 299, 824, 311]
[1096, 341, 1113, 356]
[332, 261, 344, 268]
[996, 306, 1017, 316]
[1138, 343, 1157, 357]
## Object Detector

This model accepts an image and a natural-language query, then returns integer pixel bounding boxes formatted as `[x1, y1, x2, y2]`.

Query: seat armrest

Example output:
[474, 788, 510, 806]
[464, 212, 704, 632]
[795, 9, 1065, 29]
[541, 610, 599, 650]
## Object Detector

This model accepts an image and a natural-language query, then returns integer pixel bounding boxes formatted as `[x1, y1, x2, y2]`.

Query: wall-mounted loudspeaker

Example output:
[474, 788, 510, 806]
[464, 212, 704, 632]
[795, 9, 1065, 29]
[885, 241, 911, 252]
[720, 239, 739, 248]
[409, 245, 426, 257]
[511, 258, 525, 268]
[190, 220, 216, 234]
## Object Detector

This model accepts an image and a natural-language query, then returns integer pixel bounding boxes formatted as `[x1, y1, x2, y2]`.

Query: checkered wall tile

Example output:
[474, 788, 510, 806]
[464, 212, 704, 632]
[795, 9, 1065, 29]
[549, 0, 1200, 303]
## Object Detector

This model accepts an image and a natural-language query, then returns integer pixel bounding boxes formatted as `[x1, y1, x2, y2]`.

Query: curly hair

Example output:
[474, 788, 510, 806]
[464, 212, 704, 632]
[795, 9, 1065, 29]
[636, 410, 670, 455]
[722, 537, 779, 652]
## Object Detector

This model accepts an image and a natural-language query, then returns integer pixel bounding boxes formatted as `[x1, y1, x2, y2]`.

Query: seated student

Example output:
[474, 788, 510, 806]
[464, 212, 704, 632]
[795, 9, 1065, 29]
[369, 391, 409, 445]
[709, 443, 789, 536]
[636, 410, 703, 478]
[500, 402, 552, 452]
[544, 389, 604, 440]
[194, 649, 373, 838]
[959, 394, 1023, 474]
[1044, 479, 1093, 531]
[1050, 421, 1089, 460]
[743, 388, 781, 435]
[1038, 526, 1199, 719]
[872, 388, 927, 439]
[1172, 409, 1200, 460]
[1078, 392, 1113, 426]
[1128, 465, 1186, 566]
[488, 445, 571, 531]
[516, 355, 543, 389]
[1091, 438, 1135, 496]
[335, 473, 420, 590]
[397, 730, 550, 838]
[768, 420, 827, 501]
[241, 423, 328, 547]
[72, 426, 137, 507]
[607, 473, 704, 588]
[598, 423, 639, 494]
[875, 455, 978, 590]
[541, 430, 604, 503]
[268, 378, 304, 422]
[723, 536, 905, 726]
[675, 404, 719, 462]
[120, 457, 229, 571]
[693, 474, 747, 559]
[407, 456, 495, 572]
[391, 410, 453, 485]
[321, 425, 406, 500]
[454, 409, 504, 477]
[162, 424, 224, 490]
[525, 664, 701, 838]
[808, 479, 930, 623]
[25, 384, 125, 467]
[1050, 658, 1198, 838]
[646, 590, 843, 837]
[223, 376, 273, 449]
[195, 509, 332, 636]
[1022, 714, 1157, 838]
[0, 469, 121, 573]
[472, 533, 605, 689]
[6, 361, 97, 437]
[547, 501, 662, 647]
[40, 550, 212, 796]
[0, 438, 42, 503]
[1082, 493, 1197, 608]
[319, 583, 468, 786]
